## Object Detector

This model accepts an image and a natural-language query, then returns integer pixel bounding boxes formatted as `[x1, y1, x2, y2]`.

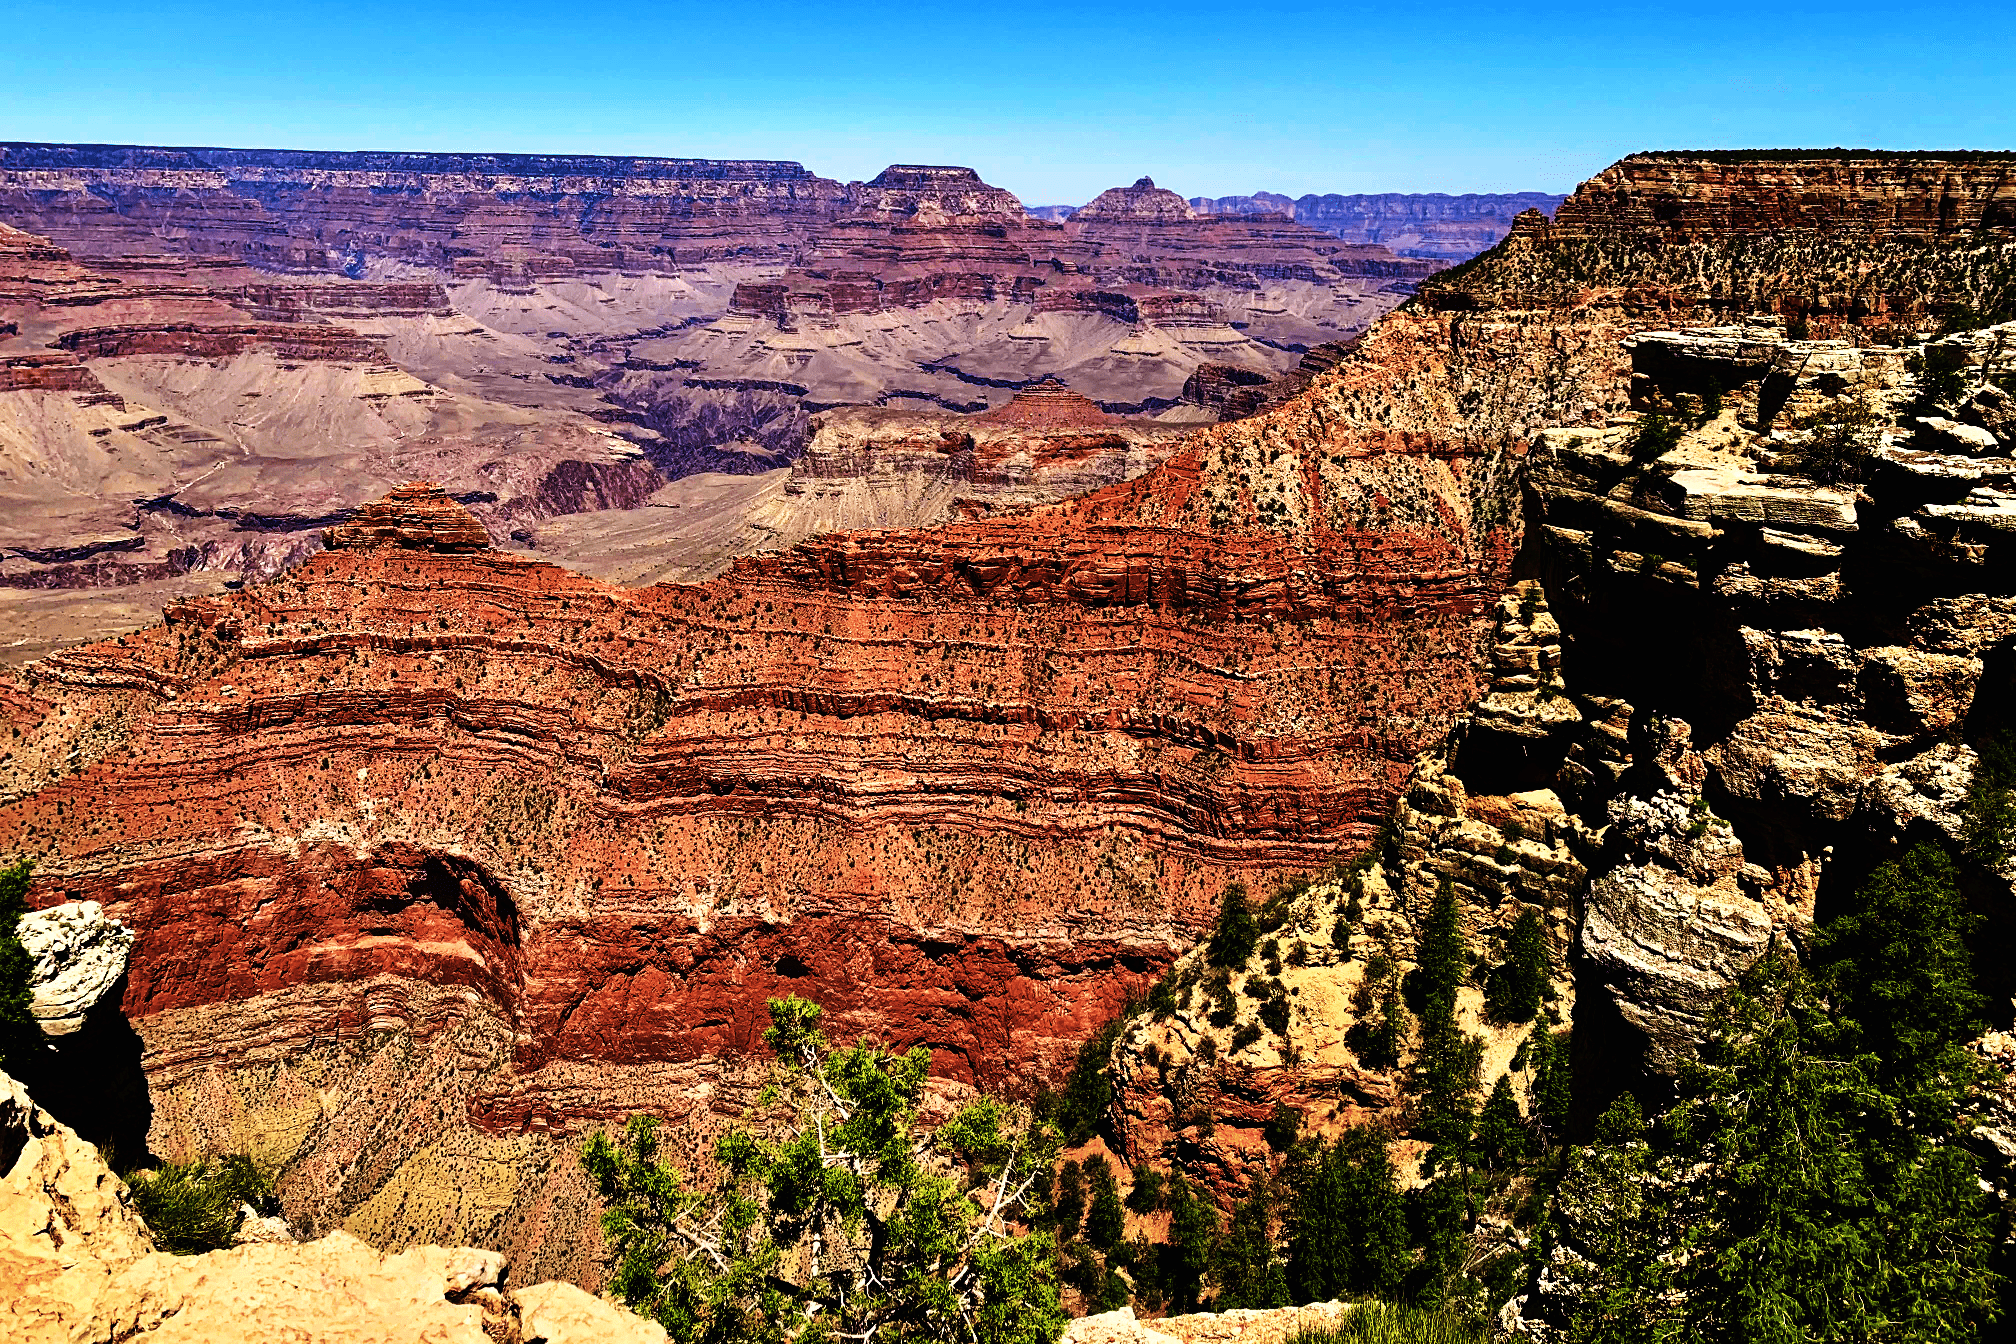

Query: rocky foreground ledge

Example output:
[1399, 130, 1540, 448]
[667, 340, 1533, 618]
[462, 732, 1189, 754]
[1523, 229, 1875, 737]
[0, 1063, 1345, 1343]
[0, 1069, 663, 1344]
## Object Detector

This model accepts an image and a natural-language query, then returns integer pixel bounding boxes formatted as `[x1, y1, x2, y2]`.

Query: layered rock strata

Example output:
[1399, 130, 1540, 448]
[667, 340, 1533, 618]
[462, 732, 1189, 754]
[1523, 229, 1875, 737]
[0, 143, 846, 271]
[10, 149, 2016, 1292]
[1188, 192, 1568, 261]
[0, 246, 1525, 1272]
[1099, 149, 2016, 1205]
[0, 222, 661, 656]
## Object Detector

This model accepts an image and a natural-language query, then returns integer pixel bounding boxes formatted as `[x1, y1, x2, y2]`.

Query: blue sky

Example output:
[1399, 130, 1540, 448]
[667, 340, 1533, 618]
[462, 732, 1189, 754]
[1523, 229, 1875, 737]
[4, 0, 2012, 205]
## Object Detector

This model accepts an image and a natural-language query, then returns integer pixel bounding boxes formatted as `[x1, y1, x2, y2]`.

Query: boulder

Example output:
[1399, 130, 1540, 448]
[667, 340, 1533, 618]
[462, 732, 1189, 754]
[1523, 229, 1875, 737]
[16, 901, 136, 1037]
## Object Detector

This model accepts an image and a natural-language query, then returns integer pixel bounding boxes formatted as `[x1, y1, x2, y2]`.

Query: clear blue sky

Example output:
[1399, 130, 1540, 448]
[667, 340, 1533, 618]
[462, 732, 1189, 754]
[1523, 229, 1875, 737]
[5, 0, 2012, 205]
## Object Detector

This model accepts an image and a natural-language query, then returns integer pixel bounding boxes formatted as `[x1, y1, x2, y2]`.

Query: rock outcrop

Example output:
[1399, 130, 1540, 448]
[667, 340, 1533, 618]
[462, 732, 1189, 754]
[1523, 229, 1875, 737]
[0, 143, 846, 271]
[325, 482, 495, 553]
[16, 900, 135, 1036]
[0, 234, 1524, 1270]
[0, 221, 662, 658]
[0, 1068, 664, 1344]
[1062, 1302, 1351, 1344]
[1101, 149, 2016, 1204]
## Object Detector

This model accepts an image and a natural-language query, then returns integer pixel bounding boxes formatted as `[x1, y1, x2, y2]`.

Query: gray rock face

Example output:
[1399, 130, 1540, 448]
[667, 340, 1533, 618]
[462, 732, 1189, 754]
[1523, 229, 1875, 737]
[16, 901, 136, 1037]
[1580, 792, 1772, 1071]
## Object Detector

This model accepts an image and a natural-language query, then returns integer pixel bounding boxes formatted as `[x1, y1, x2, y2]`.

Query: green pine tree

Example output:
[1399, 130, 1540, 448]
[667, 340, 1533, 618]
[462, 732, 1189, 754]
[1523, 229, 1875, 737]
[1543, 1092, 1681, 1344]
[1472, 1073, 1528, 1171]
[1812, 843, 1986, 1109]
[1408, 879, 1466, 1026]
[1124, 1164, 1164, 1214]
[1287, 1128, 1408, 1303]
[1158, 1173, 1220, 1313]
[1216, 1167, 1290, 1309]
[1484, 906, 1549, 1024]
[1666, 946, 2000, 1343]
[1054, 1160, 1086, 1239]
[1084, 1155, 1125, 1251]
[1525, 1024, 1573, 1142]
[1208, 883, 1258, 968]
[0, 860, 40, 1074]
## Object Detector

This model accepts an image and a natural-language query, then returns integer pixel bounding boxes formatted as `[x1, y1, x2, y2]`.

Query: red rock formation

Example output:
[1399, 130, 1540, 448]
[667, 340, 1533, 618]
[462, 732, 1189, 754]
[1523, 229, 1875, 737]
[972, 380, 1115, 429]
[231, 282, 453, 320]
[0, 143, 849, 270]
[324, 483, 493, 552]
[1189, 191, 1568, 261]
[1552, 151, 2016, 238]
[0, 265, 1522, 1256]
[14, 148, 2003, 1263]
[0, 222, 660, 631]
[53, 322, 388, 362]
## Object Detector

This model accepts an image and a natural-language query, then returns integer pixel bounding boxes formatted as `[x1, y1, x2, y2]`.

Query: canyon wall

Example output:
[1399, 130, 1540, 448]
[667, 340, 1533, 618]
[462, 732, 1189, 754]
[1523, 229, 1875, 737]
[1105, 150, 2016, 1215]
[0, 215, 1527, 1275]
[0, 147, 1450, 651]
[1187, 191, 1568, 261]
[8, 148, 2015, 1292]
[0, 222, 662, 659]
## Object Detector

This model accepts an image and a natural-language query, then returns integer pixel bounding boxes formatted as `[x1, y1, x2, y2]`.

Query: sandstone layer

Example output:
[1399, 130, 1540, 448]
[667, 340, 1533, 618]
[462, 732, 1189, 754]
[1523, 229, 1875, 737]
[0, 222, 661, 659]
[1096, 149, 2016, 1209]
[0, 146, 1461, 659]
[0, 236, 1524, 1275]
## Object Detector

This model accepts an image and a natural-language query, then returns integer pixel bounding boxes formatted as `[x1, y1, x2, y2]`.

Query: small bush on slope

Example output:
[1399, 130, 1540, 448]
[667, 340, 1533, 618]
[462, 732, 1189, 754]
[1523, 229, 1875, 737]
[124, 1155, 276, 1255]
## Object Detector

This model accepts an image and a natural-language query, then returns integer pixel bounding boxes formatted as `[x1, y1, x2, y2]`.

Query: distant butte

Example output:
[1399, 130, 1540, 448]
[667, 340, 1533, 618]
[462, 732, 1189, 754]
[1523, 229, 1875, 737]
[972, 379, 1116, 428]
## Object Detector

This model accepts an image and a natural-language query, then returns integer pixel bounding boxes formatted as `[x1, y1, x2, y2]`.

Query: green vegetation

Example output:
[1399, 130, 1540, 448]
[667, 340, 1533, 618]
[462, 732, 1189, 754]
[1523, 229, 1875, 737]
[0, 859, 40, 1073]
[1045, 1016, 1126, 1147]
[1792, 396, 1882, 484]
[1628, 412, 1684, 463]
[1208, 882, 1259, 968]
[1217, 1167, 1290, 1309]
[1483, 907, 1549, 1025]
[1537, 838, 2004, 1342]
[1284, 1302, 1486, 1344]
[583, 996, 1064, 1344]
[1913, 344, 1973, 409]
[1083, 1157, 1124, 1252]
[124, 1155, 277, 1255]
[1287, 1129, 1409, 1303]
[1962, 731, 2016, 868]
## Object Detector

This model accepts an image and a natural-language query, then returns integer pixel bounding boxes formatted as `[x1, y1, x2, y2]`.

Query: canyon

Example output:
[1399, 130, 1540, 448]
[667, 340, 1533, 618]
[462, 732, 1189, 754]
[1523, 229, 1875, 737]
[1185, 191, 1567, 261]
[4, 147, 2015, 1318]
[0, 145, 1504, 659]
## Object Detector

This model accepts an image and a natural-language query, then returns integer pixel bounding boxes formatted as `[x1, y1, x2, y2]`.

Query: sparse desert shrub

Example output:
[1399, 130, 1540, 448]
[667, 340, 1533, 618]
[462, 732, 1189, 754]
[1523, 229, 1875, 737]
[1286, 1302, 1486, 1344]
[1628, 411, 1683, 462]
[124, 1154, 276, 1255]
[1792, 396, 1882, 484]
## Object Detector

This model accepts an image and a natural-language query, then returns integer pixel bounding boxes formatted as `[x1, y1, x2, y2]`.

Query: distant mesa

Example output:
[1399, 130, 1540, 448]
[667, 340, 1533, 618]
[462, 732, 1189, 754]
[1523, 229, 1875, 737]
[323, 482, 492, 553]
[866, 165, 987, 189]
[971, 378, 1116, 428]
